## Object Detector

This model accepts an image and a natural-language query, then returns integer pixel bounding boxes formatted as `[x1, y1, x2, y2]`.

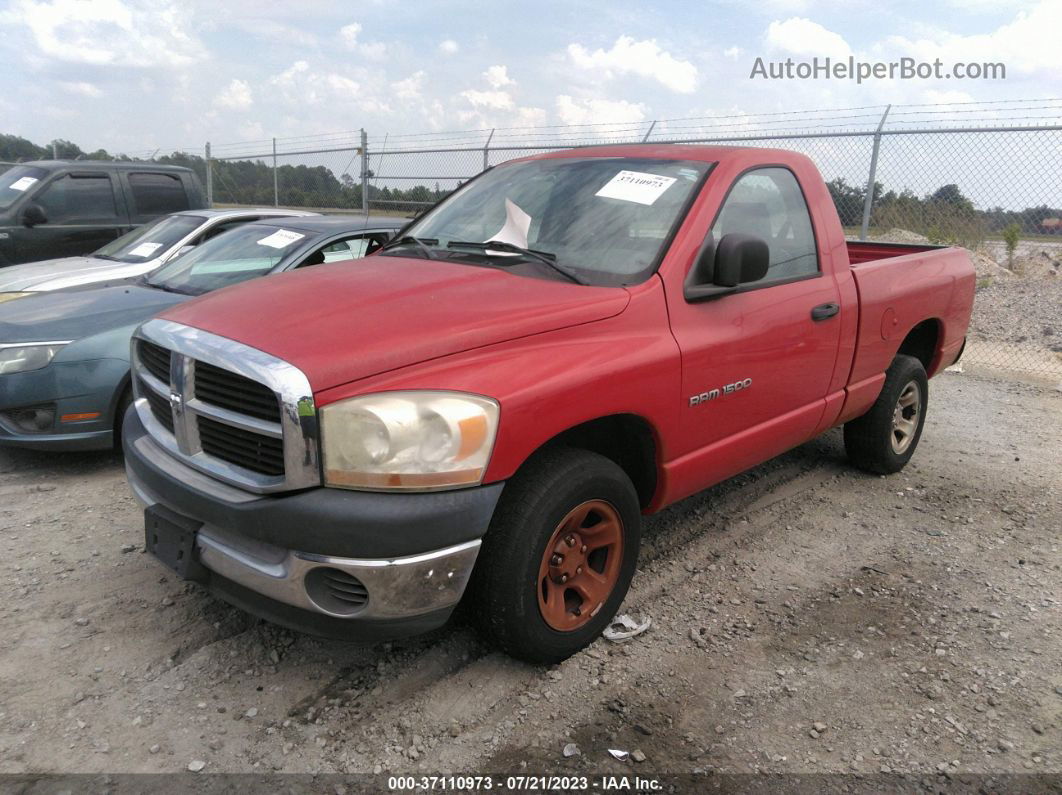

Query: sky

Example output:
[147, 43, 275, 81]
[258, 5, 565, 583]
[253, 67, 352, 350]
[1, 0, 1060, 155]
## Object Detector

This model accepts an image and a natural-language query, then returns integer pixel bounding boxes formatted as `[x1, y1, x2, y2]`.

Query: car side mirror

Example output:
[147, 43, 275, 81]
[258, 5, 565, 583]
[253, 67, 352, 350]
[21, 204, 47, 228]
[713, 233, 769, 287]
[684, 232, 770, 302]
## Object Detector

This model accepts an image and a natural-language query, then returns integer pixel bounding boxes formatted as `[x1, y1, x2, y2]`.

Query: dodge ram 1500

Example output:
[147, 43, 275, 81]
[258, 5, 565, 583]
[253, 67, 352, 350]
[123, 145, 975, 663]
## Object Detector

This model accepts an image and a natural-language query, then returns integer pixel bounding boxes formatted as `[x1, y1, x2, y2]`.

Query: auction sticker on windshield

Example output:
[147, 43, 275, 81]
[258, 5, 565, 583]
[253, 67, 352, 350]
[257, 229, 305, 249]
[595, 170, 677, 205]
[9, 176, 38, 192]
[129, 242, 163, 257]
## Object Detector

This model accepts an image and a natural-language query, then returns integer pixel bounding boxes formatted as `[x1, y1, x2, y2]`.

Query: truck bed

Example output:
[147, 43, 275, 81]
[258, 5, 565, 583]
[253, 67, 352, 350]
[847, 240, 945, 266]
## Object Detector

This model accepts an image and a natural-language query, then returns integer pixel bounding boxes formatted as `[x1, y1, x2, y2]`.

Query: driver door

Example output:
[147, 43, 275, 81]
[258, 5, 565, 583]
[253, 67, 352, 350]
[667, 167, 842, 465]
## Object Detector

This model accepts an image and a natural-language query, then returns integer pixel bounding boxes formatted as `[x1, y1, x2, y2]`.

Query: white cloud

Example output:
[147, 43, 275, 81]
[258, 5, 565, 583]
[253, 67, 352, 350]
[3, 0, 206, 66]
[723, 46, 743, 60]
[555, 95, 647, 127]
[59, 81, 102, 98]
[881, 1, 1062, 77]
[213, 78, 253, 110]
[391, 71, 425, 100]
[358, 41, 387, 60]
[567, 35, 698, 93]
[460, 89, 514, 110]
[484, 65, 514, 88]
[238, 19, 317, 48]
[438, 39, 459, 55]
[765, 18, 852, 59]
[339, 23, 362, 49]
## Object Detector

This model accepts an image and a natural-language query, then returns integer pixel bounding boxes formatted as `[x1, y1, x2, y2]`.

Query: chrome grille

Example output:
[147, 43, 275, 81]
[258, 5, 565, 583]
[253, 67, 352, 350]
[198, 415, 285, 476]
[131, 319, 320, 494]
[140, 379, 174, 433]
[195, 360, 281, 423]
[137, 340, 171, 384]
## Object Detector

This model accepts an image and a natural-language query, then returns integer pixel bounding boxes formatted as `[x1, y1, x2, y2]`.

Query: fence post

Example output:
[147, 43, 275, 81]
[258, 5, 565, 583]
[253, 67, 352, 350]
[272, 137, 278, 207]
[483, 128, 495, 171]
[204, 142, 213, 206]
[860, 104, 891, 241]
[642, 120, 657, 142]
[360, 128, 369, 215]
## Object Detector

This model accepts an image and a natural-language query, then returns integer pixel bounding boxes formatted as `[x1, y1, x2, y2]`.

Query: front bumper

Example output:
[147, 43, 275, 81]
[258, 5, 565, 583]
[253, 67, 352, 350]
[123, 408, 505, 639]
[0, 358, 128, 451]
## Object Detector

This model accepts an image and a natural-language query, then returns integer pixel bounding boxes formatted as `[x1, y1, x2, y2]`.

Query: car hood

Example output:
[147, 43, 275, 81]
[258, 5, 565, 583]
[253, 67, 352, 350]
[0, 256, 161, 292]
[0, 283, 188, 344]
[159, 256, 631, 392]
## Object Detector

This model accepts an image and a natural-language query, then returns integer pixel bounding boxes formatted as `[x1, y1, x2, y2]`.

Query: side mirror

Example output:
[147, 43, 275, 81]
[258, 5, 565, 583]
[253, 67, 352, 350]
[713, 233, 769, 287]
[21, 204, 47, 228]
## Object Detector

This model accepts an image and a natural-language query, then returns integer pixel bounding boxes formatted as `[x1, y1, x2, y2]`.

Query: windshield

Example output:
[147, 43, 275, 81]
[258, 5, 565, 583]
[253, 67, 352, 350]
[0, 165, 48, 210]
[94, 214, 205, 263]
[395, 156, 710, 286]
[147, 224, 306, 295]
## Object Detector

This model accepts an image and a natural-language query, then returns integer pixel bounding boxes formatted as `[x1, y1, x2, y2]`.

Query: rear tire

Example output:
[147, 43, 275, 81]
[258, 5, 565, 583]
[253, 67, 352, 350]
[471, 447, 641, 664]
[844, 355, 928, 474]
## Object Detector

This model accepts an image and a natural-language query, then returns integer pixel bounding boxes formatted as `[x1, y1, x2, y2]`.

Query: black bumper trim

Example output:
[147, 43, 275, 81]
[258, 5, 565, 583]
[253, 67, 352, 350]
[123, 407, 505, 559]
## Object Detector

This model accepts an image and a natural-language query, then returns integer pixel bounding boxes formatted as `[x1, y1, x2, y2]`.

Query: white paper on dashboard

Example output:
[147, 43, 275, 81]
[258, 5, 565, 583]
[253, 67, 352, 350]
[257, 229, 305, 249]
[595, 170, 677, 205]
[128, 242, 163, 257]
[484, 198, 532, 252]
[9, 176, 38, 192]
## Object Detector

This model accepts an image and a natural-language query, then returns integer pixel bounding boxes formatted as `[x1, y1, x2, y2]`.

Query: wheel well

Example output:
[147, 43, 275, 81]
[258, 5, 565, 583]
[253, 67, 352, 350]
[897, 319, 941, 373]
[544, 415, 658, 509]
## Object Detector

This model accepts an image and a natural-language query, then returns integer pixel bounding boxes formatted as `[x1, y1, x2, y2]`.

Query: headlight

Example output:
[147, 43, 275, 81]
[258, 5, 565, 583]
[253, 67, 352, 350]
[0, 292, 33, 304]
[321, 391, 500, 491]
[0, 342, 69, 374]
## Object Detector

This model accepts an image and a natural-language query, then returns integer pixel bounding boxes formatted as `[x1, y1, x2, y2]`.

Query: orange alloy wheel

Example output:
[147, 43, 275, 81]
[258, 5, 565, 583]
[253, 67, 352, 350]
[536, 499, 625, 631]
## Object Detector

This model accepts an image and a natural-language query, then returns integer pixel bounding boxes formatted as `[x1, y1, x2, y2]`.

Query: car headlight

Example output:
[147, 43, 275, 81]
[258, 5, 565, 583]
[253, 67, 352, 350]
[0, 292, 33, 304]
[321, 391, 500, 491]
[0, 342, 69, 374]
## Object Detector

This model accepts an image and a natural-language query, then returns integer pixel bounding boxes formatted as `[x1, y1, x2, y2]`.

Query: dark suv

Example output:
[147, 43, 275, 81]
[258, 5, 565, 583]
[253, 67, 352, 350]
[0, 161, 207, 266]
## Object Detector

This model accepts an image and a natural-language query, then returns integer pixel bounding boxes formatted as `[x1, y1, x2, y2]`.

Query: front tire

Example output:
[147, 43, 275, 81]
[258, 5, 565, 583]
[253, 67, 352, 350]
[471, 447, 641, 664]
[844, 354, 928, 474]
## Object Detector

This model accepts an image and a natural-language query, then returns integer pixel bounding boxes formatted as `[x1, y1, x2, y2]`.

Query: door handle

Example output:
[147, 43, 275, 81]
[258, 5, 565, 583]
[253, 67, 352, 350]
[811, 302, 839, 321]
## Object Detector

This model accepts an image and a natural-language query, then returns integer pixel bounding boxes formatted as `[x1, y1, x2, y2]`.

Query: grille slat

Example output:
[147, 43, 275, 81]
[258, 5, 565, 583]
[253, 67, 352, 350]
[195, 361, 280, 423]
[198, 416, 285, 476]
[138, 340, 171, 385]
[142, 380, 174, 433]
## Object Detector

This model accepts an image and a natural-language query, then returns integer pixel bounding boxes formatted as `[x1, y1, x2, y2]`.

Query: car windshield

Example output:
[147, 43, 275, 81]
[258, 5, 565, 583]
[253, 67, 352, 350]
[0, 165, 49, 210]
[147, 224, 306, 295]
[394, 156, 710, 286]
[93, 214, 205, 263]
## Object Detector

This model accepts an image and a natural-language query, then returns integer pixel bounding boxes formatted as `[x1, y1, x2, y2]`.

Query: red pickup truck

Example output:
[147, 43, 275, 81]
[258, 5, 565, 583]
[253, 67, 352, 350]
[123, 145, 974, 663]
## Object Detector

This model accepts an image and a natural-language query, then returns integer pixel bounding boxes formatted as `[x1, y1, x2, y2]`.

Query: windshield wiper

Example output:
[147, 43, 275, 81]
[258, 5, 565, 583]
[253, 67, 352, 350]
[446, 241, 585, 285]
[92, 254, 120, 261]
[380, 236, 439, 260]
[146, 281, 190, 295]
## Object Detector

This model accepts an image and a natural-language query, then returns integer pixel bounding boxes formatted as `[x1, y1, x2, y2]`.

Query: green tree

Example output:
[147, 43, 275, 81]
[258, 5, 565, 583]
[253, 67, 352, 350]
[1003, 222, 1020, 268]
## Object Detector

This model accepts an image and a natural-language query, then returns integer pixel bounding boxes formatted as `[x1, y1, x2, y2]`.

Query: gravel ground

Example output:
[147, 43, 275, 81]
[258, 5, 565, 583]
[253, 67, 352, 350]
[0, 372, 1059, 783]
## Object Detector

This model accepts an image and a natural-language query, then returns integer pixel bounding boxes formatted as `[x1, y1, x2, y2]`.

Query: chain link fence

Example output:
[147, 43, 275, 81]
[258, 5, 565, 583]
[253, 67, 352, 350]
[11, 102, 1059, 380]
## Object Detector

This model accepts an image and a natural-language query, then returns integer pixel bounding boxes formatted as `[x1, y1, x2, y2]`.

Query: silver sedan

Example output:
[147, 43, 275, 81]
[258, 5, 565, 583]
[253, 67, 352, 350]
[0, 207, 318, 302]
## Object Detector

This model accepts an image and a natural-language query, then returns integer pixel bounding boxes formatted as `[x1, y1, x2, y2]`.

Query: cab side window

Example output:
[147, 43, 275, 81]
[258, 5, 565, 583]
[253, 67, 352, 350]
[128, 173, 189, 215]
[296, 233, 390, 268]
[36, 174, 118, 223]
[711, 168, 818, 281]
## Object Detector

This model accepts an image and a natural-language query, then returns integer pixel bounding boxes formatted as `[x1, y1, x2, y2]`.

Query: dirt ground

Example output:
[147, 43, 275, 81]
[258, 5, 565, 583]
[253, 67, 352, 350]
[0, 371, 1059, 785]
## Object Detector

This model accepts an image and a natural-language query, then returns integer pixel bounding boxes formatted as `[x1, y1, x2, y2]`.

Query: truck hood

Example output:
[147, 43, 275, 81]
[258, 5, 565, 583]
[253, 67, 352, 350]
[0, 256, 160, 293]
[159, 256, 631, 391]
[0, 283, 187, 344]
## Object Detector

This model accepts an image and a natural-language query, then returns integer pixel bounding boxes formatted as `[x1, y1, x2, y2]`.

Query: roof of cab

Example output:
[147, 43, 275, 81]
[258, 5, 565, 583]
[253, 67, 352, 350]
[521, 143, 814, 167]
[20, 160, 195, 173]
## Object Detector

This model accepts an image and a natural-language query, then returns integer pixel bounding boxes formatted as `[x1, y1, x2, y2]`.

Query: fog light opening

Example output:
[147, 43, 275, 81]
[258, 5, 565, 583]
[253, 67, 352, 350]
[3, 404, 57, 434]
[303, 566, 370, 616]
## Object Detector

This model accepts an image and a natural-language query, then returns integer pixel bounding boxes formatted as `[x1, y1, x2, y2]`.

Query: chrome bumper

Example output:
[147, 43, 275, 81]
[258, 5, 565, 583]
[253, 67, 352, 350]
[127, 457, 481, 621]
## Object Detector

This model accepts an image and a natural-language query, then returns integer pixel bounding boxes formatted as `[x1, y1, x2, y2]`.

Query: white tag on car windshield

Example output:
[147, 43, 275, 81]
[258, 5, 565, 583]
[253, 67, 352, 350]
[595, 170, 677, 205]
[9, 176, 38, 192]
[128, 242, 163, 257]
[257, 229, 305, 249]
